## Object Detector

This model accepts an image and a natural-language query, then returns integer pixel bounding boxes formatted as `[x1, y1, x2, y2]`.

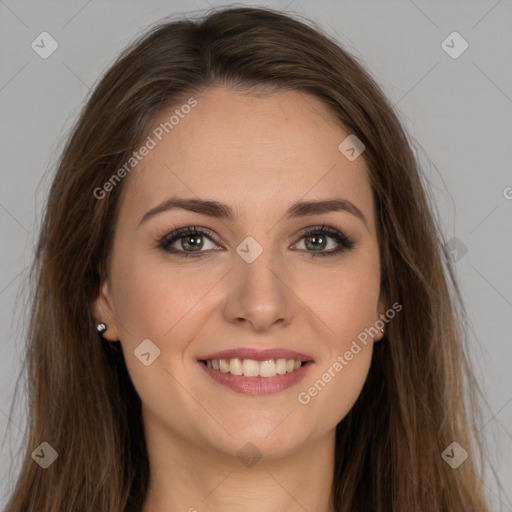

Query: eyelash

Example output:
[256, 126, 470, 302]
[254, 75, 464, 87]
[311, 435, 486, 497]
[156, 224, 356, 259]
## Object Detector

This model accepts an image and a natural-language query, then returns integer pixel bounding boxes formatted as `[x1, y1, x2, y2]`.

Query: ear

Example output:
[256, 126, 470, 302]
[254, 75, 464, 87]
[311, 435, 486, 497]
[91, 280, 120, 342]
[375, 291, 388, 342]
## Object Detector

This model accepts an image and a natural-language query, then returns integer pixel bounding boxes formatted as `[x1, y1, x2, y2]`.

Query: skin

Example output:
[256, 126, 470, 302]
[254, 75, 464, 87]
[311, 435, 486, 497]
[92, 86, 387, 512]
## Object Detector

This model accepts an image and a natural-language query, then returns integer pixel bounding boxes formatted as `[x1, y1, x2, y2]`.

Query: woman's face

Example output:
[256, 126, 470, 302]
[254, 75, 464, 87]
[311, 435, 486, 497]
[93, 86, 387, 460]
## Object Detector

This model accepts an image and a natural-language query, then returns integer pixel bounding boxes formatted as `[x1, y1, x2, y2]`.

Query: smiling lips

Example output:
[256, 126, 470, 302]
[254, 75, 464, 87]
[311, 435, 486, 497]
[204, 357, 302, 377]
[198, 348, 314, 395]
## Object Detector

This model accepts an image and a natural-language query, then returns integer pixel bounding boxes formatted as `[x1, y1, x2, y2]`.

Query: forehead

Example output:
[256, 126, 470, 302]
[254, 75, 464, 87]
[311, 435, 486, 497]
[118, 86, 374, 228]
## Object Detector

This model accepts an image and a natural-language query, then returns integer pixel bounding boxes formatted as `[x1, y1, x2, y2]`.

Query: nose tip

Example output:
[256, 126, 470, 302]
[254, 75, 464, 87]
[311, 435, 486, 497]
[225, 253, 291, 332]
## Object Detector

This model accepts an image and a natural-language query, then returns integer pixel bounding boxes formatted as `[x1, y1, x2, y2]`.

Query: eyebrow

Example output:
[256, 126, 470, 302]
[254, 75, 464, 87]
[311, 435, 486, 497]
[138, 197, 369, 230]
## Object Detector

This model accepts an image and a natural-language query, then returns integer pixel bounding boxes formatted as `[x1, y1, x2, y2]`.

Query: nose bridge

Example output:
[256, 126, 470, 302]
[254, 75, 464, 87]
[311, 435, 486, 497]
[225, 235, 291, 329]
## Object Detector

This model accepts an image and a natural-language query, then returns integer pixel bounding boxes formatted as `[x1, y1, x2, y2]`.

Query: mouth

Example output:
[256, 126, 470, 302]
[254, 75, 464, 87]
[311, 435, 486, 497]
[200, 357, 308, 377]
[197, 348, 314, 395]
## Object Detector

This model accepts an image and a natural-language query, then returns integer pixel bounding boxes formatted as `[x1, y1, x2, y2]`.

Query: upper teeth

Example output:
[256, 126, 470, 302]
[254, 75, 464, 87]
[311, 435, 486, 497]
[205, 358, 302, 377]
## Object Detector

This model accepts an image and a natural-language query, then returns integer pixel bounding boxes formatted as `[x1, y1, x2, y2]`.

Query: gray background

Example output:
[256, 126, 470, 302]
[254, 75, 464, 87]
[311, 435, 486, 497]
[1, 0, 511, 509]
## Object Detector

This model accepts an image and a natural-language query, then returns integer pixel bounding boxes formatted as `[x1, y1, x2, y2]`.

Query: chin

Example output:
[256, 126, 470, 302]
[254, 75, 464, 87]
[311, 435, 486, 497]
[201, 417, 311, 461]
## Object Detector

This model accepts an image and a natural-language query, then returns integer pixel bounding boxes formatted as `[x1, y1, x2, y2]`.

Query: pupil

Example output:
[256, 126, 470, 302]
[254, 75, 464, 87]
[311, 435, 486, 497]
[306, 234, 325, 251]
[183, 235, 203, 251]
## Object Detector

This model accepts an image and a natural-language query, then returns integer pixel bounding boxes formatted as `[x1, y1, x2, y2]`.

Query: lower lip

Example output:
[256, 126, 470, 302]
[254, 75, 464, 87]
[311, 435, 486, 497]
[198, 361, 313, 395]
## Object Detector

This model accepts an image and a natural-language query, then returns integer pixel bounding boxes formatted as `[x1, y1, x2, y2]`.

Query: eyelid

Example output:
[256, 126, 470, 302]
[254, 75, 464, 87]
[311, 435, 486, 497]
[158, 225, 223, 248]
[291, 225, 356, 253]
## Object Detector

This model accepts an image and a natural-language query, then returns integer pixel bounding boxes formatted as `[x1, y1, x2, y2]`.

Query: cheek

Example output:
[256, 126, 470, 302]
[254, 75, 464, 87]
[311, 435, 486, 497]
[321, 345, 373, 420]
[297, 322, 375, 431]
[110, 257, 200, 416]
[301, 257, 381, 344]
[294, 252, 380, 417]
[111, 250, 204, 343]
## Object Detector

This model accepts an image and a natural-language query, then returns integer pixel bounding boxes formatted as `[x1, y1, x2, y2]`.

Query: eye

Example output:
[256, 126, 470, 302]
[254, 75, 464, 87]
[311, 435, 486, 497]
[157, 226, 221, 258]
[292, 225, 356, 258]
[157, 224, 356, 258]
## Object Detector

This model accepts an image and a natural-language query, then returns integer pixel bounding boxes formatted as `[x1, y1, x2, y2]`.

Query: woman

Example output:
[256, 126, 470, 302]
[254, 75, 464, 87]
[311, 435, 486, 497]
[4, 6, 499, 511]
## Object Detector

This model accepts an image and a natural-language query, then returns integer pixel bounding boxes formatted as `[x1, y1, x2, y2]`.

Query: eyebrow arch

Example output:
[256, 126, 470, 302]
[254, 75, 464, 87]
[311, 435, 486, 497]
[138, 197, 368, 230]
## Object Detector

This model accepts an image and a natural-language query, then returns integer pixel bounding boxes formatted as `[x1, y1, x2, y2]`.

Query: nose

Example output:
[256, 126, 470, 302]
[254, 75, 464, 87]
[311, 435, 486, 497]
[222, 245, 293, 333]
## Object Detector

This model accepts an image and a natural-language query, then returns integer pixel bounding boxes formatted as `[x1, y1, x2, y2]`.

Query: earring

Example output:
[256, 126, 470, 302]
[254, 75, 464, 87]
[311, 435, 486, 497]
[97, 322, 107, 334]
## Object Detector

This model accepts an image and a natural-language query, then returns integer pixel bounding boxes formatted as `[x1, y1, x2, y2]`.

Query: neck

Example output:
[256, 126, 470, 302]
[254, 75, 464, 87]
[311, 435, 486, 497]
[140, 412, 337, 512]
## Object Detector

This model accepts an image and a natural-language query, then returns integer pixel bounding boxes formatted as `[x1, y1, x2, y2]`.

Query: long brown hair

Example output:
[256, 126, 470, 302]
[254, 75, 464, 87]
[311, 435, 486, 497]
[3, 6, 503, 511]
